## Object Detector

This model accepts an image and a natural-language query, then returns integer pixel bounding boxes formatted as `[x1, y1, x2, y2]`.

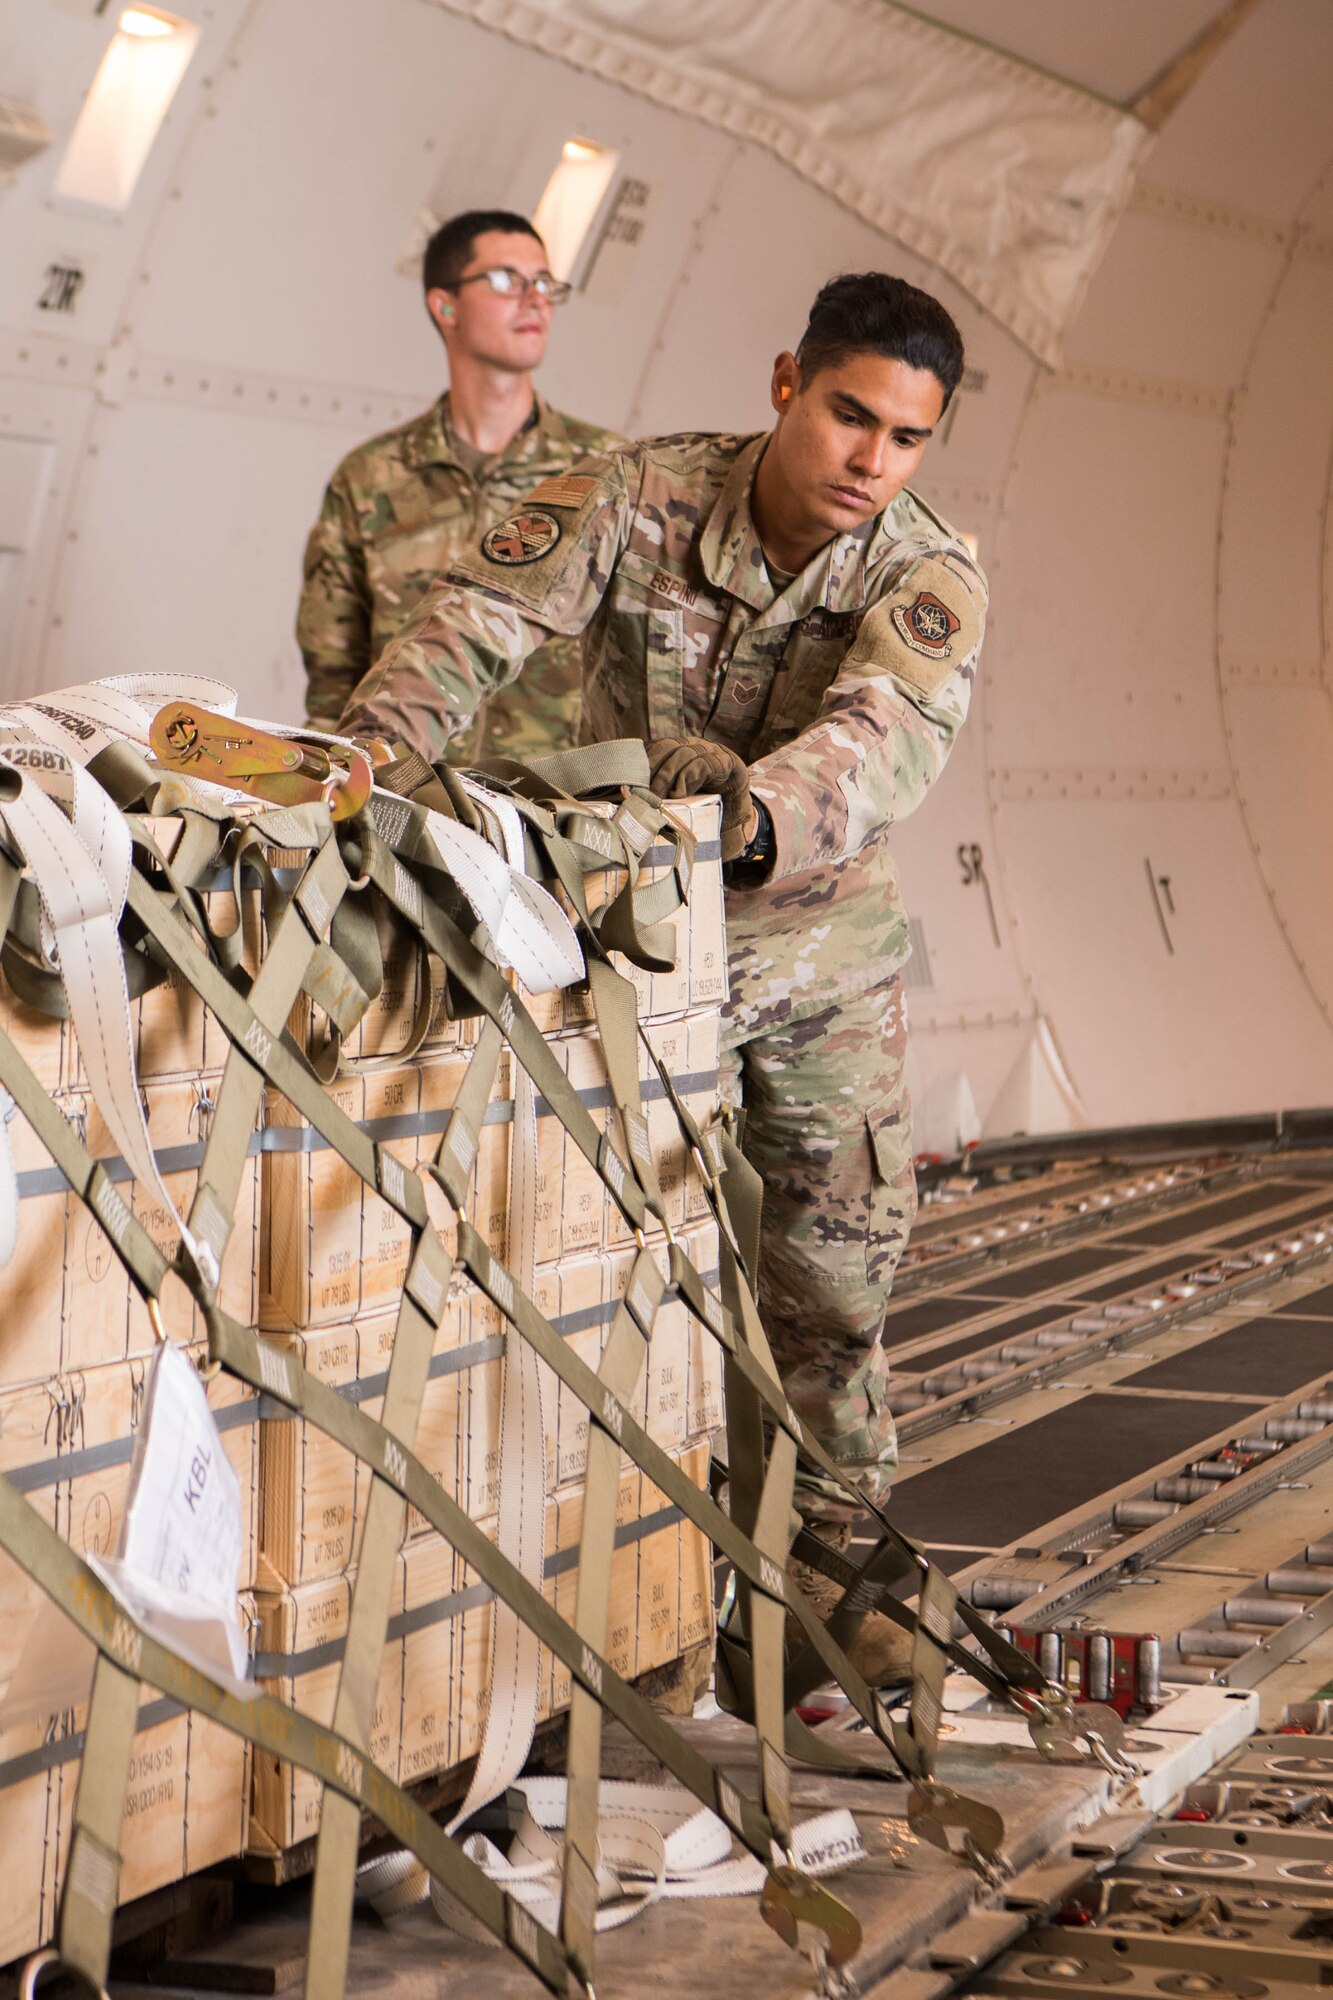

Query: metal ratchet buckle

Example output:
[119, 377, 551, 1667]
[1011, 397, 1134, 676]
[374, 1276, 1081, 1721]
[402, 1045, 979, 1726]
[760, 1863, 862, 1998]
[907, 1778, 1005, 1881]
[148, 701, 385, 821]
[1028, 1695, 1138, 1781]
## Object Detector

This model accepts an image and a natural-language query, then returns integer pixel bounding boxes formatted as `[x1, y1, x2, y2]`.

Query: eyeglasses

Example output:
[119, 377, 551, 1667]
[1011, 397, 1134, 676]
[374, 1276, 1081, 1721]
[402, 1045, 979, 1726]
[450, 267, 572, 305]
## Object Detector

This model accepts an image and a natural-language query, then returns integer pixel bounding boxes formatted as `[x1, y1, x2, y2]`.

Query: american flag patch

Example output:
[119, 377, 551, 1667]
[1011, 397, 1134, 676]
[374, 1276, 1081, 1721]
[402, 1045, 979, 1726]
[526, 472, 600, 509]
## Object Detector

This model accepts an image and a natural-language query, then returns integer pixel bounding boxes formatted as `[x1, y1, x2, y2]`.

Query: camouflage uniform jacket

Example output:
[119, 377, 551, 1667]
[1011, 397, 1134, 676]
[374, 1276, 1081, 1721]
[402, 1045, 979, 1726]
[297, 391, 620, 755]
[340, 431, 988, 1036]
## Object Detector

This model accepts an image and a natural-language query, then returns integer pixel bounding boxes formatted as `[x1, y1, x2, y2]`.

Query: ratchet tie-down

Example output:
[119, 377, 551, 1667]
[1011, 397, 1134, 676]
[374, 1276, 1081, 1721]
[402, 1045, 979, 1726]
[148, 700, 391, 819]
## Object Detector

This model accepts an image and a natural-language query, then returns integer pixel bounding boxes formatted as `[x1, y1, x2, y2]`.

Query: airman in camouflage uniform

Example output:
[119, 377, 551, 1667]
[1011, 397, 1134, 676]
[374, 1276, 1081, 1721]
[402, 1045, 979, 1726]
[297, 207, 621, 757]
[341, 276, 987, 1669]
[297, 394, 619, 756]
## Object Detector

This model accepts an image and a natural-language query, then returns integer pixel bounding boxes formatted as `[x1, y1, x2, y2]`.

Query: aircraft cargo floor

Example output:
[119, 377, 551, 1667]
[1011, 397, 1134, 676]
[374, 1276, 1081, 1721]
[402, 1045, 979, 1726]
[48, 1126, 1333, 2000]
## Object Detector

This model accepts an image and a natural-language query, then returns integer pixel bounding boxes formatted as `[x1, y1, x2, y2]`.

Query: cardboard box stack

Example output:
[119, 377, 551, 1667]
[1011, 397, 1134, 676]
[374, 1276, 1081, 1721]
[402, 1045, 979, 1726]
[0, 971, 262, 1967]
[0, 782, 728, 1954]
[250, 796, 727, 1850]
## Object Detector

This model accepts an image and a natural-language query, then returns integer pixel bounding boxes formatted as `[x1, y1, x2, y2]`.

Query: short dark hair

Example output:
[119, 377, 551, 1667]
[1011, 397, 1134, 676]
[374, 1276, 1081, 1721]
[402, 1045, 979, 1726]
[796, 272, 965, 409]
[422, 210, 545, 294]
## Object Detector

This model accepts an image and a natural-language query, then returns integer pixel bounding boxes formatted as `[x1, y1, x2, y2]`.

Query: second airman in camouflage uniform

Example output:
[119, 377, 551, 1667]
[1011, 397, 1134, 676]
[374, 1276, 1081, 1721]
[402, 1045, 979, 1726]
[341, 274, 987, 1678]
[297, 208, 620, 757]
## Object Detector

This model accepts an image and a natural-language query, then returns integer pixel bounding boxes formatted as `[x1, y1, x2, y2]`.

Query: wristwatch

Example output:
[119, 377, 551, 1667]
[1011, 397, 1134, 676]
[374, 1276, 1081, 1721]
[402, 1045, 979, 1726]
[730, 798, 775, 875]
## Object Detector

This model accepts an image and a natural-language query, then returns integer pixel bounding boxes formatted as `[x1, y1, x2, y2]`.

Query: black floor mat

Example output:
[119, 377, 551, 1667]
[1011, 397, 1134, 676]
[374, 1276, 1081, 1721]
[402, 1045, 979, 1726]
[1275, 1282, 1333, 1320]
[887, 1393, 1247, 1549]
[1118, 1318, 1333, 1397]
[1112, 1183, 1311, 1249]
[880, 1295, 1009, 1350]
[969, 1245, 1138, 1300]
[898, 1304, 1079, 1375]
[1076, 1254, 1201, 1302]
[1215, 1194, 1333, 1251]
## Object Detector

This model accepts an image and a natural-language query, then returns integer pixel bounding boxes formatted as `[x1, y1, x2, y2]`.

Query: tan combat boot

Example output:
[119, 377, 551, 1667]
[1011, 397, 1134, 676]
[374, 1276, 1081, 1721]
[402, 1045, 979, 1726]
[786, 1521, 916, 1688]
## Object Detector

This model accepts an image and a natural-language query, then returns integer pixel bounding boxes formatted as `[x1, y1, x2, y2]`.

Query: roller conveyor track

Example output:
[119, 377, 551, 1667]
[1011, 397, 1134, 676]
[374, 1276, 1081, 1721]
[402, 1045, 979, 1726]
[960, 1722, 1333, 2000]
[891, 1157, 1320, 1294]
[824, 1139, 1333, 1998]
[862, 1143, 1333, 1707]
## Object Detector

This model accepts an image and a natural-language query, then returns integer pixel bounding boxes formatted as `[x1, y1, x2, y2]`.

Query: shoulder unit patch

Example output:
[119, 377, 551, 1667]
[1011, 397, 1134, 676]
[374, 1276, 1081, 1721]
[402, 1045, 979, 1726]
[481, 509, 562, 566]
[891, 589, 960, 660]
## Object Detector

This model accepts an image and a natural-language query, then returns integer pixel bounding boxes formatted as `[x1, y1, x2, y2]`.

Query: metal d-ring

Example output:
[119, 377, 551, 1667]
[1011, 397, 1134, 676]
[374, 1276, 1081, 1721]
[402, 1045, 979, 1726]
[21, 1947, 111, 2000]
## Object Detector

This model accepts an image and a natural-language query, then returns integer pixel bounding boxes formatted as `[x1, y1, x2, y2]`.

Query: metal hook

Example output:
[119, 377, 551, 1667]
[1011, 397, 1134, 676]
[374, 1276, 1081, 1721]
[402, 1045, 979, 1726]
[21, 1948, 111, 2000]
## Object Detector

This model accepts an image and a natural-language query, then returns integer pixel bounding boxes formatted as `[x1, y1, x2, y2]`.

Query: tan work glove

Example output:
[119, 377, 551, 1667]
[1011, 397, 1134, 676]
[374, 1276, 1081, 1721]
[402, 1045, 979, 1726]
[646, 736, 758, 863]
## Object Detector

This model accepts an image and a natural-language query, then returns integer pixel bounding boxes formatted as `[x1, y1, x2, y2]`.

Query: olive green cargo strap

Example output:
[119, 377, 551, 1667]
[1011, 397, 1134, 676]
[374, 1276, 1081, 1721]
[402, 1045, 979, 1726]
[0, 1476, 574, 1996]
[583, 954, 665, 1222]
[355, 833, 652, 1235]
[560, 1250, 663, 1987]
[430, 1015, 506, 1212]
[0, 756, 1074, 2000]
[58, 1656, 141, 1987]
[307, 1222, 456, 2000]
[473, 737, 651, 800]
[0, 1020, 170, 1304]
[192, 831, 355, 1277]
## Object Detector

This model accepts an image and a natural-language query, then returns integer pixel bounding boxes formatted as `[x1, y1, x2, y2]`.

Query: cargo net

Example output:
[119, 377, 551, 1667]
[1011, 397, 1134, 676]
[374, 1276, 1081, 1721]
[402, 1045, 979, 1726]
[0, 680, 1110, 2000]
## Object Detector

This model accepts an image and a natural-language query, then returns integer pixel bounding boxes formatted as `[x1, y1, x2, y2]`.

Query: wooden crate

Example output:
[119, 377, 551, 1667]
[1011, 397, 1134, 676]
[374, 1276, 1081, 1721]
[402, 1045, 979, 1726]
[252, 1440, 713, 1852]
[257, 1214, 721, 1590]
[0, 1346, 258, 1699]
[256, 1271, 500, 1590]
[0, 1627, 255, 1973]
[521, 795, 727, 1034]
[532, 1007, 722, 1267]
[259, 1050, 510, 1334]
[0, 1078, 260, 1388]
[251, 1567, 404, 1853]
[0, 1710, 61, 1969]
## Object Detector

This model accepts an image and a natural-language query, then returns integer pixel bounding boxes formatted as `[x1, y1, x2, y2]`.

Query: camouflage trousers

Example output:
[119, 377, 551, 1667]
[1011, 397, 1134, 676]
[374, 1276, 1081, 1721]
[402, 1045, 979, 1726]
[719, 973, 916, 1526]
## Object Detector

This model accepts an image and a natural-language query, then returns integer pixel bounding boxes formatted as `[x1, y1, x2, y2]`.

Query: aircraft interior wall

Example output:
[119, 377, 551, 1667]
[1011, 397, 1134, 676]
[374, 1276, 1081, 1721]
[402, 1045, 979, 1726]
[1, 0, 1331, 1145]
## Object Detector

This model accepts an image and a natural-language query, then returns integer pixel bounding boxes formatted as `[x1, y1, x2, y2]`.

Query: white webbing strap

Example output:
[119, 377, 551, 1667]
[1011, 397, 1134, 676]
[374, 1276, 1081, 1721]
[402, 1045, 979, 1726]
[0, 744, 216, 1291]
[3, 673, 241, 811]
[429, 1780, 865, 1940]
[422, 798, 583, 997]
[444, 788, 551, 1836]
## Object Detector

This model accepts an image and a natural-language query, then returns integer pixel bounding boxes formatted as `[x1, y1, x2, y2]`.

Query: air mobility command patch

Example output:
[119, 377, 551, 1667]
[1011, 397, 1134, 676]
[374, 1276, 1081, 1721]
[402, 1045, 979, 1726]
[481, 510, 562, 565]
[892, 590, 960, 660]
[846, 557, 983, 701]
